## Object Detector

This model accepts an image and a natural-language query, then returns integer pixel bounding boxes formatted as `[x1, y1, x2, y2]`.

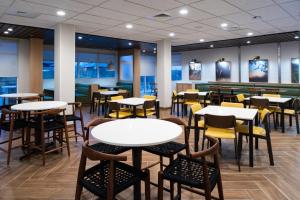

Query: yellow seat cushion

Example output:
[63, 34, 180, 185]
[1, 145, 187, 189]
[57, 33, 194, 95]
[236, 125, 266, 137]
[236, 120, 244, 125]
[109, 111, 132, 118]
[136, 109, 156, 117]
[284, 109, 295, 115]
[198, 120, 205, 128]
[184, 101, 199, 105]
[205, 127, 236, 139]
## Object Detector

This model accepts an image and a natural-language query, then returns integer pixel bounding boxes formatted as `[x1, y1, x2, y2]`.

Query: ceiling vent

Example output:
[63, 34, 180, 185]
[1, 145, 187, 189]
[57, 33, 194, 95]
[6, 10, 40, 18]
[225, 26, 245, 32]
[153, 13, 171, 18]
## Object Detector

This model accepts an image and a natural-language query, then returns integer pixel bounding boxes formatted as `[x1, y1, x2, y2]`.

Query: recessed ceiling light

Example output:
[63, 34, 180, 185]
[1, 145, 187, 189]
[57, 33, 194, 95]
[246, 40, 251, 44]
[169, 32, 175, 37]
[210, 44, 214, 48]
[142, 50, 146, 53]
[78, 36, 83, 40]
[126, 24, 133, 29]
[179, 8, 188, 15]
[128, 42, 132, 46]
[4, 31, 9, 34]
[56, 10, 66, 16]
[247, 32, 253, 36]
[154, 48, 156, 50]
[199, 39, 205, 42]
[7, 28, 13, 32]
[154, 51, 156, 54]
[220, 23, 228, 28]
[295, 35, 299, 39]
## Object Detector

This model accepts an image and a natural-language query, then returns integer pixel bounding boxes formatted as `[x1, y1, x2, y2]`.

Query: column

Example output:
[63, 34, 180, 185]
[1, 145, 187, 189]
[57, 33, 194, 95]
[133, 48, 141, 97]
[29, 38, 43, 93]
[17, 39, 30, 93]
[156, 39, 172, 108]
[54, 23, 75, 103]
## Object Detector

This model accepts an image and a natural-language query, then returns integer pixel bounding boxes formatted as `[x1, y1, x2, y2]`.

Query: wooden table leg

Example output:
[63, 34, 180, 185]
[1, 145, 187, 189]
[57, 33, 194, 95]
[194, 114, 199, 152]
[280, 103, 285, 133]
[132, 148, 142, 200]
[249, 120, 254, 167]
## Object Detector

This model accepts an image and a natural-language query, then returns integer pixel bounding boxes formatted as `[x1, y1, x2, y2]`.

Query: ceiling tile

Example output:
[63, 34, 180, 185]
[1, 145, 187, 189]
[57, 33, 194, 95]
[127, 0, 183, 11]
[26, 0, 92, 12]
[267, 17, 299, 28]
[88, 6, 140, 21]
[163, 25, 197, 34]
[223, 12, 256, 25]
[36, 14, 66, 23]
[166, 5, 214, 21]
[114, 23, 156, 32]
[73, 0, 106, 6]
[133, 18, 173, 28]
[174, 0, 201, 4]
[0, 0, 13, 7]
[249, 5, 290, 21]
[100, 0, 159, 17]
[224, 0, 274, 11]
[279, 1, 300, 19]
[73, 14, 123, 26]
[75, 25, 103, 33]
[164, 17, 193, 25]
[200, 17, 239, 29]
[65, 19, 109, 30]
[242, 20, 274, 31]
[191, 0, 240, 16]
[0, 14, 56, 28]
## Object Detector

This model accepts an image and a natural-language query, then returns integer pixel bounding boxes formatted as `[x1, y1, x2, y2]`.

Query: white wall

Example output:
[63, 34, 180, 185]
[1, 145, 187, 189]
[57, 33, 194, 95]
[175, 41, 300, 87]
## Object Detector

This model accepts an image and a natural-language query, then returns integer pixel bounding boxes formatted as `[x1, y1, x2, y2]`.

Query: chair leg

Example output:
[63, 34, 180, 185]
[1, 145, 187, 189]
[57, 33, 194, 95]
[234, 138, 240, 171]
[169, 157, 174, 200]
[238, 134, 243, 160]
[272, 113, 277, 129]
[217, 173, 224, 200]
[295, 114, 299, 134]
[73, 121, 78, 143]
[75, 182, 83, 200]
[41, 132, 46, 166]
[7, 129, 14, 165]
[289, 115, 292, 126]
[201, 136, 205, 150]
[144, 169, 151, 200]
[159, 156, 163, 171]
[158, 171, 164, 200]
[80, 119, 85, 141]
[64, 128, 71, 157]
[177, 183, 181, 200]
[255, 137, 259, 149]
[266, 137, 274, 166]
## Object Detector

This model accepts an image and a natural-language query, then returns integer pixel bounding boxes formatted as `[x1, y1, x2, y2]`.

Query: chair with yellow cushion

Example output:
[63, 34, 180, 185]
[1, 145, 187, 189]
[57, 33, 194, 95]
[262, 94, 280, 98]
[143, 95, 156, 100]
[277, 98, 300, 134]
[182, 93, 199, 117]
[136, 100, 158, 118]
[188, 104, 205, 151]
[221, 102, 245, 126]
[186, 89, 199, 92]
[236, 94, 245, 104]
[118, 89, 129, 98]
[237, 109, 274, 166]
[170, 90, 183, 115]
[90, 92, 106, 116]
[111, 95, 123, 101]
[108, 102, 132, 119]
[203, 114, 240, 171]
[250, 98, 277, 128]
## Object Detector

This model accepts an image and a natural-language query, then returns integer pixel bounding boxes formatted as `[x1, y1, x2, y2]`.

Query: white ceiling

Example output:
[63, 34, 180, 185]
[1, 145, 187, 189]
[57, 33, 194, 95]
[0, 0, 299, 46]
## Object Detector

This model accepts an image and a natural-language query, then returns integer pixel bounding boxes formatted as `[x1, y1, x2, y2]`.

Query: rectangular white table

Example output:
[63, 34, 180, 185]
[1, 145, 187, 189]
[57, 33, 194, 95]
[194, 105, 258, 167]
[111, 97, 160, 117]
[244, 96, 292, 133]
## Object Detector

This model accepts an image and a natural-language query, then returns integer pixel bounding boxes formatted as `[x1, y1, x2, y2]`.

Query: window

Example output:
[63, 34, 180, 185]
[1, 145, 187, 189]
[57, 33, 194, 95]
[172, 53, 182, 81]
[140, 54, 156, 96]
[120, 55, 133, 81]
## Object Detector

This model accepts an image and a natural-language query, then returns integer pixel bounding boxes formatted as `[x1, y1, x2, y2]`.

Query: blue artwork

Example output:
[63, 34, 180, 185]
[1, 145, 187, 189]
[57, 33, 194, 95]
[216, 61, 231, 81]
[249, 59, 268, 82]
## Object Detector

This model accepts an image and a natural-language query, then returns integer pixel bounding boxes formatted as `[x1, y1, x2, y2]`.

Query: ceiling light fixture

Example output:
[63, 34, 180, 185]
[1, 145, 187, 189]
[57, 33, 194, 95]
[246, 40, 251, 44]
[169, 32, 175, 37]
[126, 24, 133, 29]
[154, 47, 156, 50]
[295, 35, 299, 39]
[128, 42, 132, 46]
[179, 8, 188, 15]
[78, 36, 83, 40]
[142, 50, 146, 53]
[220, 23, 228, 28]
[199, 39, 205, 42]
[247, 32, 253, 36]
[4, 31, 9, 34]
[56, 10, 66, 16]
[154, 51, 156, 54]
[7, 28, 13, 32]
[210, 44, 214, 48]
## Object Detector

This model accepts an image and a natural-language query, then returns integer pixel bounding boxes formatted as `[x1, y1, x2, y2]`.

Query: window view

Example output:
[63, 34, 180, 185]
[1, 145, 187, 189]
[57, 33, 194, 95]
[172, 53, 182, 81]
[140, 54, 156, 96]
[120, 55, 133, 81]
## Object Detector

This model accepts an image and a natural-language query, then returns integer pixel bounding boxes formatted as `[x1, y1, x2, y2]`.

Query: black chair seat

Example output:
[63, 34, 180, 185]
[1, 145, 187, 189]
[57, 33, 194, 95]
[90, 143, 130, 154]
[143, 141, 186, 157]
[162, 155, 219, 190]
[0, 119, 27, 131]
[63, 114, 81, 122]
[30, 120, 65, 132]
[80, 160, 146, 198]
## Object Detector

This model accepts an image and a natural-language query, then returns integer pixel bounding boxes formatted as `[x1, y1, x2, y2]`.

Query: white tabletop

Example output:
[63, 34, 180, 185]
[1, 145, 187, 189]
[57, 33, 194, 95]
[0, 93, 39, 98]
[11, 101, 67, 111]
[99, 91, 119, 96]
[245, 96, 292, 104]
[177, 91, 208, 96]
[195, 105, 258, 121]
[91, 118, 182, 147]
[111, 97, 153, 106]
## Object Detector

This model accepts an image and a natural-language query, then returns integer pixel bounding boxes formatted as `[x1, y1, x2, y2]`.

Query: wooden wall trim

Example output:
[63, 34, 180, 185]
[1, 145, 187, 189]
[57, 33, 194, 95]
[29, 38, 43, 93]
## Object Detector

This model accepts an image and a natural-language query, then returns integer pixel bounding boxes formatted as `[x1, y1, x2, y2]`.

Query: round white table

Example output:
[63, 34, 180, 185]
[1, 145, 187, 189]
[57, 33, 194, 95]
[91, 118, 182, 200]
[0, 93, 39, 98]
[11, 101, 67, 111]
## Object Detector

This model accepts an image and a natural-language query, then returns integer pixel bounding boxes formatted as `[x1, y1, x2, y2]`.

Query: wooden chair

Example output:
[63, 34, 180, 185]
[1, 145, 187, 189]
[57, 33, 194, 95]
[277, 98, 300, 134]
[220, 102, 245, 126]
[29, 109, 70, 166]
[236, 94, 245, 103]
[118, 89, 129, 98]
[84, 118, 130, 154]
[170, 90, 183, 115]
[0, 108, 27, 165]
[110, 95, 123, 101]
[75, 141, 150, 200]
[143, 95, 156, 100]
[203, 114, 240, 171]
[136, 100, 158, 118]
[182, 93, 199, 117]
[158, 136, 224, 200]
[20, 95, 41, 103]
[64, 102, 85, 142]
[248, 87, 259, 96]
[90, 92, 105, 115]
[186, 88, 199, 92]
[143, 118, 190, 199]
[108, 102, 132, 119]
[237, 109, 274, 166]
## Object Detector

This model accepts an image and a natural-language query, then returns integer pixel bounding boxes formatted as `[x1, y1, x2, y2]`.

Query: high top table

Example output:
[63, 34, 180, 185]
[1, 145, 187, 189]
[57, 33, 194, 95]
[91, 118, 182, 200]
[195, 105, 258, 167]
[0, 93, 39, 104]
[244, 96, 292, 133]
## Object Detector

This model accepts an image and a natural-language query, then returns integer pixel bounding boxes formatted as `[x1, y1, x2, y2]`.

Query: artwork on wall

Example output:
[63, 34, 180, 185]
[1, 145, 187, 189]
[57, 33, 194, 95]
[249, 59, 269, 82]
[216, 61, 231, 81]
[291, 58, 299, 83]
[189, 60, 202, 80]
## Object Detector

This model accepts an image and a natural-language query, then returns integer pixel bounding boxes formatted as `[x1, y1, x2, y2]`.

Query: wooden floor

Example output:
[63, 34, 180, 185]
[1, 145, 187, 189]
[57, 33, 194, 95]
[1, 107, 300, 200]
